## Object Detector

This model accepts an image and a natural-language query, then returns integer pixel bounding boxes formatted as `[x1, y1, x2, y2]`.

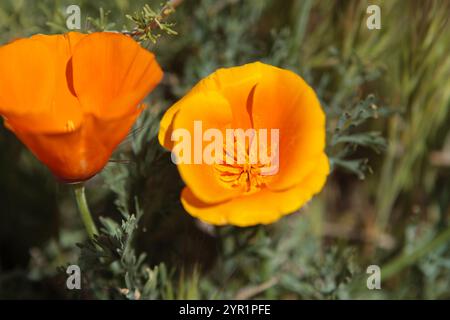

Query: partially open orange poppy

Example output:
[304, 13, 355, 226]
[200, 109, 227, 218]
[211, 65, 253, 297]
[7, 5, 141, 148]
[159, 62, 329, 226]
[0, 32, 163, 182]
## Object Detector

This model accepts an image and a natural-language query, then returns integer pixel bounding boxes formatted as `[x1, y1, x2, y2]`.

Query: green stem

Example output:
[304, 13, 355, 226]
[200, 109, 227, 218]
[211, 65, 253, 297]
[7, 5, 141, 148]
[381, 225, 450, 280]
[73, 184, 98, 239]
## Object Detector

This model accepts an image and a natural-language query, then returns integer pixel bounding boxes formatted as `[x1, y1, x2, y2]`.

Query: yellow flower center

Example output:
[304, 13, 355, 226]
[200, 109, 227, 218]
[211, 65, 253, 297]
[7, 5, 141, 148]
[214, 162, 269, 193]
[213, 136, 274, 194]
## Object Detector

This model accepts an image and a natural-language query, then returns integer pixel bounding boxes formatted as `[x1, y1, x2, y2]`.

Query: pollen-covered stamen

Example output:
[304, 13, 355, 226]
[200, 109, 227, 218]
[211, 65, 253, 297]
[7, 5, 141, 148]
[214, 161, 269, 193]
[65, 120, 76, 132]
[213, 135, 274, 193]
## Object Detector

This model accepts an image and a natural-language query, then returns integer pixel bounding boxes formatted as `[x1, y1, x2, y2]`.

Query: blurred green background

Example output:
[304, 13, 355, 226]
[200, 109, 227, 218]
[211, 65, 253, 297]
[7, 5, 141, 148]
[0, 0, 449, 299]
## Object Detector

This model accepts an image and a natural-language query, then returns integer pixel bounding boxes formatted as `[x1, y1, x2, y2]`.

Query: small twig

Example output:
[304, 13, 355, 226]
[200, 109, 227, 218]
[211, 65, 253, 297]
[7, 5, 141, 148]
[235, 277, 280, 300]
[123, 0, 183, 39]
[430, 150, 450, 167]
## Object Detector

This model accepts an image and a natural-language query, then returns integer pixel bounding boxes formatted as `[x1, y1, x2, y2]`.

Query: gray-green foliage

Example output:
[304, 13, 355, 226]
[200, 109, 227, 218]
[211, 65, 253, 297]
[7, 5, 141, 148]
[1, 0, 450, 300]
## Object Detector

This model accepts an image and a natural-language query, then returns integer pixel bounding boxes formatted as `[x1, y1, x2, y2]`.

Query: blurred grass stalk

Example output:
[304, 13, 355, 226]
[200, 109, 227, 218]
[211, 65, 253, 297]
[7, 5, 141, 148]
[376, 1, 450, 232]
[307, 0, 450, 230]
[294, 0, 450, 281]
[381, 223, 450, 280]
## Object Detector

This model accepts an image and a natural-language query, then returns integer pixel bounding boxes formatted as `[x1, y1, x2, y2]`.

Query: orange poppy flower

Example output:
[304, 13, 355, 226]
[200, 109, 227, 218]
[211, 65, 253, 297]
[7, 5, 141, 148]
[0, 32, 163, 182]
[158, 62, 329, 226]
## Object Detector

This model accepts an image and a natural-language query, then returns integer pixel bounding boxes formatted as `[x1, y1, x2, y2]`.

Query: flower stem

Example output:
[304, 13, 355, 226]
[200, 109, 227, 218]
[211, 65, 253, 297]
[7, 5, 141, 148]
[73, 184, 98, 239]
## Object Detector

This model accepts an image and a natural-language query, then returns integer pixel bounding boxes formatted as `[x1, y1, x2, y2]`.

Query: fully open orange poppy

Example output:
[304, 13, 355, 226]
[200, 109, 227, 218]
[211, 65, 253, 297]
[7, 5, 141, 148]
[0, 32, 163, 182]
[159, 62, 329, 226]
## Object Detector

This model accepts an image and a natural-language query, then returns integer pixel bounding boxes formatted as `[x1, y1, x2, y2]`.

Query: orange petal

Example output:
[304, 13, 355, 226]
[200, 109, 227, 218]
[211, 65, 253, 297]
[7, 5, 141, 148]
[250, 63, 327, 191]
[0, 33, 84, 133]
[181, 152, 329, 227]
[191, 63, 262, 129]
[158, 102, 182, 150]
[9, 107, 144, 183]
[0, 32, 162, 182]
[158, 64, 261, 149]
[170, 91, 247, 203]
[71, 32, 163, 119]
